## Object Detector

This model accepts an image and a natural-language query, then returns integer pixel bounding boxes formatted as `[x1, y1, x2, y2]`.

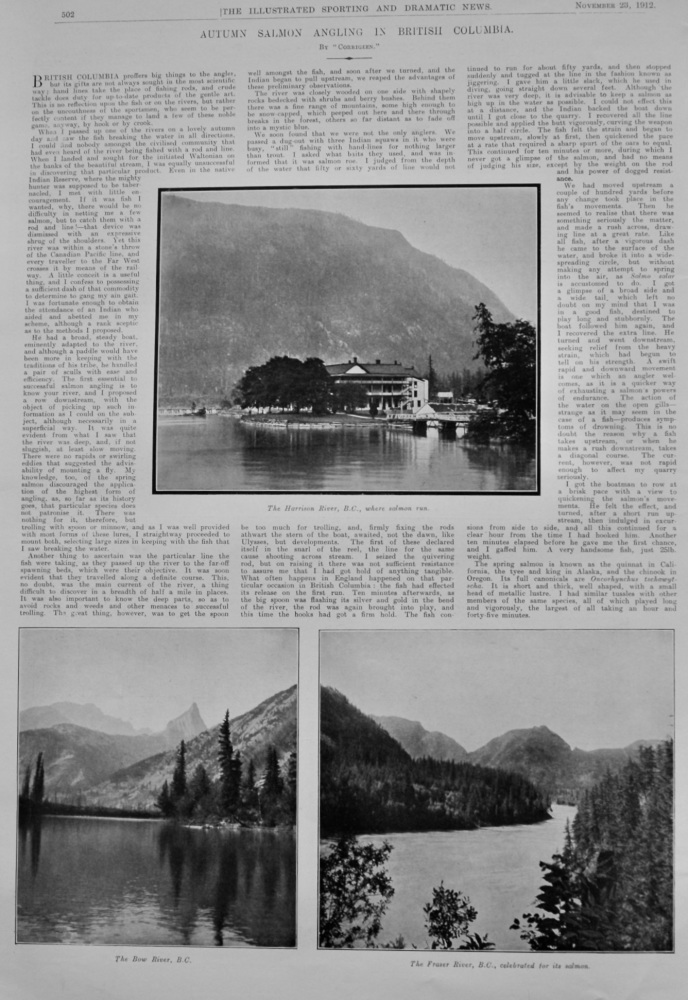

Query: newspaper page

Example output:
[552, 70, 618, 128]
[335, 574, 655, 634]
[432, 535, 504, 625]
[1, 1, 685, 998]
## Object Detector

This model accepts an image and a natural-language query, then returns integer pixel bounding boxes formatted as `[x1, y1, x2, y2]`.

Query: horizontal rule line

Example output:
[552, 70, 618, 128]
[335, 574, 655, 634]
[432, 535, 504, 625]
[55, 11, 654, 26]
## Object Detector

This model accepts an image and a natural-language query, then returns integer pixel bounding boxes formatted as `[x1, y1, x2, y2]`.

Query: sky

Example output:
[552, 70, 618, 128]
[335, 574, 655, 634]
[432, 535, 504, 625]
[19, 628, 297, 734]
[320, 630, 674, 752]
[169, 186, 539, 322]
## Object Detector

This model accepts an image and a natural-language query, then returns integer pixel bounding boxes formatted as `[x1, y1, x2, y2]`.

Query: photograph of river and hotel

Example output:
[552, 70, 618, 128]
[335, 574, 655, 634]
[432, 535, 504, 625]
[319, 630, 674, 952]
[154, 185, 539, 494]
[17, 628, 298, 947]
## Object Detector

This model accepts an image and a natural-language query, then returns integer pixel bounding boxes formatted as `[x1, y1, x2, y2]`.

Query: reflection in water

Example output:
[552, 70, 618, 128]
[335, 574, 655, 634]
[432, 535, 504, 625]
[462, 441, 538, 492]
[30, 817, 42, 879]
[157, 416, 536, 492]
[213, 838, 237, 946]
[18, 812, 43, 879]
[17, 816, 295, 947]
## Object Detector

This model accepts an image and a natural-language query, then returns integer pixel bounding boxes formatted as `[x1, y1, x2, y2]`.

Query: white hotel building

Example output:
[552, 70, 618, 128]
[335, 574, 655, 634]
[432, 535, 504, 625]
[325, 358, 429, 412]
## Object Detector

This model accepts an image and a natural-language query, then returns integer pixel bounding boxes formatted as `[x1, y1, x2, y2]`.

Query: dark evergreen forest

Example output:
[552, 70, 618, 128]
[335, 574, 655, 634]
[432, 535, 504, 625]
[320, 688, 550, 836]
[158, 713, 296, 828]
[512, 740, 673, 951]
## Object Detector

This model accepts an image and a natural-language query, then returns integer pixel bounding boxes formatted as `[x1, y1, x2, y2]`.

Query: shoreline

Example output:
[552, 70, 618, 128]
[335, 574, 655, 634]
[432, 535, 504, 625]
[241, 413, 382, 430]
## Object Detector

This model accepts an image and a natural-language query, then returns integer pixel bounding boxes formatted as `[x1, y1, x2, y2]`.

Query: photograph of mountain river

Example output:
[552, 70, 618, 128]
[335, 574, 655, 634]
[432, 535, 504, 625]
[319, 629, 674, 952]
[16, 628, 298, 947]
[154, 185, 539, 494]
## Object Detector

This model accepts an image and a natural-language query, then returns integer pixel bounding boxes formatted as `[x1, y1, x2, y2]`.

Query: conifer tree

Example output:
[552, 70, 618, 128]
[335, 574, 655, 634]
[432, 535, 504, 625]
[230, 750, 243, 805]
[512, 740, 673, 951]
[259, 746, 283, 825]
[243, 757, 258, 811]
[218, 710, 239, 814]
[245, 757, 256, 794]
[284, 750, 297, 821]
[470, 302, 536, 443]
[263, 745, 282, 798]
[171, 740, 187, 802]
[157, 779, 174, 817]
[31, 752, 45, 806]
[426, 354, 438, 399]
[189, 763, 212, 812]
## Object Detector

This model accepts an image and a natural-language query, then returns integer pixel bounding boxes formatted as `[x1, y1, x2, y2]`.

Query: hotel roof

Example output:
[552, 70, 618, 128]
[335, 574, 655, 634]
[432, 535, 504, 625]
[326, 359, 425, 378]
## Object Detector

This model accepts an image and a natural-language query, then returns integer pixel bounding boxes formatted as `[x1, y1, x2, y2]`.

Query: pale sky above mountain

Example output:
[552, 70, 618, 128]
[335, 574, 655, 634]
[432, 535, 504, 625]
[171, 186, 538, 323]
[320, 629, 673, 752]
[19, 628, 297, 734]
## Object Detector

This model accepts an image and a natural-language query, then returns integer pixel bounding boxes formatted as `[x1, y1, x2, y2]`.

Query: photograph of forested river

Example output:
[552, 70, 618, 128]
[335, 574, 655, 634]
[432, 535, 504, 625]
[17, 628, 298, 947]
[319, 629, 673, 952]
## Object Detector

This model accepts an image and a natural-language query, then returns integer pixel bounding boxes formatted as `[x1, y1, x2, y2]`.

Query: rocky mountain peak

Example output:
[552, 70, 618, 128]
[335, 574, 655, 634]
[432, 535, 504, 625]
[163, 702, 208, 746]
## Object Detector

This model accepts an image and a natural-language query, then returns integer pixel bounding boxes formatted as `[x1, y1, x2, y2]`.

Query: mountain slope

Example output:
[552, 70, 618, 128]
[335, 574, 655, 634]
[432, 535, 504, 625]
[19, 702, 207, 798]
[157, 197, 514, 405]
[372, 715, 468, 762]
[20, 702, 141, 737]
[468, 727, 663, 795]
[88, 685, 297, 810]
[320, 687, 549, 836]
[468, 726, 572, 789]
[320, 687, 412, 769]
[325, 699, 663, 806]
[18, 725, 172, 794]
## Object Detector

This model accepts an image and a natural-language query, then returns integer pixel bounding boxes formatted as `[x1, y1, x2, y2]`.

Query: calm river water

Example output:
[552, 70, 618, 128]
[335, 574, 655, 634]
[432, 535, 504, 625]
[356, 805, 576, 951]
[17, 816, 296, 947]
[156, 416, 536, 492]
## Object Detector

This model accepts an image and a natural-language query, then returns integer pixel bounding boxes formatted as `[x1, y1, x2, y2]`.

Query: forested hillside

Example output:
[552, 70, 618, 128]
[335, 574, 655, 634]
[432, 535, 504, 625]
[467, 725, 654, 801]
[18, 703, 208, 799]
[92, 685, 297, 811]
[320, 688, 550, 836]
[376, 713, 664, 803]
[157, 197, 513, 405]
[513, 740, 673, 951]
[372, 715, 468, 762]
